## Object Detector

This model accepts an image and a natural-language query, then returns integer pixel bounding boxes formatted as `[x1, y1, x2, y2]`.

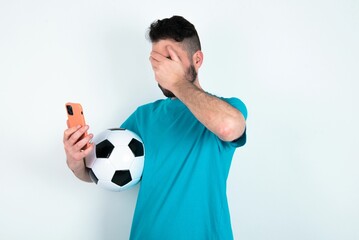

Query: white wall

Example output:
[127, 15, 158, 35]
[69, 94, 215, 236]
[1, 0, 358, 239]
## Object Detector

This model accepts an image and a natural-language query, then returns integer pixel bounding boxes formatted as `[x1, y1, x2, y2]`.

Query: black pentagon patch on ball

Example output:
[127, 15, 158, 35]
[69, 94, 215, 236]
[111, 170, 132, 186]
[96, 139, 114, 158]
[128, 138, 144, 157]
[88, 168, 99, 184]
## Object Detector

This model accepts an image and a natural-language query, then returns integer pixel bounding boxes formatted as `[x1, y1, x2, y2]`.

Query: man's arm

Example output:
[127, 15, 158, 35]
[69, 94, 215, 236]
[172, 82, 246, 142]
[150, 46, 246, 142]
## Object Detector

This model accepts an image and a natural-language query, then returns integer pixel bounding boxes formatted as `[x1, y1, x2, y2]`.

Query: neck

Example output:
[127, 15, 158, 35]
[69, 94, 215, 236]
[193, 78, 202, 90]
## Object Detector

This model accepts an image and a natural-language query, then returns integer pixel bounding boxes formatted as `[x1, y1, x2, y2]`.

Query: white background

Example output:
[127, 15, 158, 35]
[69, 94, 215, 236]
[0, 0, 358, 239]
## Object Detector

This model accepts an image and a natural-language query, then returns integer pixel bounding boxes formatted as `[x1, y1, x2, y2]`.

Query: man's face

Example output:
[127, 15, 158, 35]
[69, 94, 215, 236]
[151, 39, 197, 98]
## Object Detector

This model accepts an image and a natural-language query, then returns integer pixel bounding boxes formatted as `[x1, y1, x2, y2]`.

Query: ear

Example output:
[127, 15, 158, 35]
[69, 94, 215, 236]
[192, 50, 203, 69]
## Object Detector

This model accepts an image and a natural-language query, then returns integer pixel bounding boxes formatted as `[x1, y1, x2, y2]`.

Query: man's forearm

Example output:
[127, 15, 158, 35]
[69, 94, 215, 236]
[172, 82, 246, 142]
[67, 158, 93, 183]
[74, 167, 92, 183]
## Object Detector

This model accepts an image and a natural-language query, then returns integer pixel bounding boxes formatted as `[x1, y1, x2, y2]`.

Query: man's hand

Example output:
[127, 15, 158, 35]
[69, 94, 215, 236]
[63, 125, 94, 182]
[150, 46, 188, 92]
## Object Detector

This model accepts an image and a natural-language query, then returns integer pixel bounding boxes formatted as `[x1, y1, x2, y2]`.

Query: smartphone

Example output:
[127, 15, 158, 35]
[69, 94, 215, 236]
[65, 102, 89, 149]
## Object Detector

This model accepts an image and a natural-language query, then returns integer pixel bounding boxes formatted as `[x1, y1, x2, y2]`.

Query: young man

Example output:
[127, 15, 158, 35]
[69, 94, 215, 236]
[64, 16, 247, 239]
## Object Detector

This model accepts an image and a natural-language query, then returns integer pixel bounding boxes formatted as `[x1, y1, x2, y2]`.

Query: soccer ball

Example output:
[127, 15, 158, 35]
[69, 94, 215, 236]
[85, 128, 145, 191]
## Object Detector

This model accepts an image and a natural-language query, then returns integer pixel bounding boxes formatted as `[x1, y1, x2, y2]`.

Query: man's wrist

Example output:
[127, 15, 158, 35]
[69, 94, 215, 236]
[172, 81, 200, 98]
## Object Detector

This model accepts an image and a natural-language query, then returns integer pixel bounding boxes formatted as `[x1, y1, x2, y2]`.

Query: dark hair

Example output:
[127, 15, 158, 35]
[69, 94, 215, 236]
[148, 16, 201, 57]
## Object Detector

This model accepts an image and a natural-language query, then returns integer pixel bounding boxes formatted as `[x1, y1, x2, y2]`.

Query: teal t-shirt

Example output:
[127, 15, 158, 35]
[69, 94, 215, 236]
[121, 97, 247, 240]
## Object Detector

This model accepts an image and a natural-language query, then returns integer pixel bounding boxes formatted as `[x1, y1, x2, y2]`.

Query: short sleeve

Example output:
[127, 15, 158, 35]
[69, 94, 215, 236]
[222, 97, 248, 148]
[120, 109, 141, 138]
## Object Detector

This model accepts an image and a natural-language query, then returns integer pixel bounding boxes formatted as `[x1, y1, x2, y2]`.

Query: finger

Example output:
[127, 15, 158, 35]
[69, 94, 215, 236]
[68, 143, 93, 163]
[66, 137, 94, 163]
[81, 143, 94, 158]
[72, 143, 94, 162]
[63, 125, 81, 142]
[167, 46, 180, 62]
[74, 133, 93, 152]
[150, 51, 168, 62]
[67, 125, 89, 146]
[149, 56, 158, 70]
